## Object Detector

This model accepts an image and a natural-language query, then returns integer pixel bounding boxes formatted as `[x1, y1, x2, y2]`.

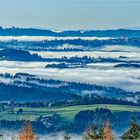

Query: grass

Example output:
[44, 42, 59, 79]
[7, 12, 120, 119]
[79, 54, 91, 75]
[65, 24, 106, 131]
[0, 104, 139, 122]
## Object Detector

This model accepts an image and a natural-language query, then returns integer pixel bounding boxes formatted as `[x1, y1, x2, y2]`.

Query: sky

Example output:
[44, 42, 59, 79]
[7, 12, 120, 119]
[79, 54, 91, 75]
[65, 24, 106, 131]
[0, 0, 140, 30]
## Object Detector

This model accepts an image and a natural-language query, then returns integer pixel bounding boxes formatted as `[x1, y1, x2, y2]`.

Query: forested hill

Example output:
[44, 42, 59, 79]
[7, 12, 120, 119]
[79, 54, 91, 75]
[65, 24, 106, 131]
[1, 27, 140, 37]
[0, 73, 139, 103]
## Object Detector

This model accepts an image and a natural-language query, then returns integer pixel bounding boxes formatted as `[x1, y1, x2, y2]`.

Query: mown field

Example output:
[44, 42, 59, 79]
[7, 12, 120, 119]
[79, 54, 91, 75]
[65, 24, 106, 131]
[0, 104, 140, 122]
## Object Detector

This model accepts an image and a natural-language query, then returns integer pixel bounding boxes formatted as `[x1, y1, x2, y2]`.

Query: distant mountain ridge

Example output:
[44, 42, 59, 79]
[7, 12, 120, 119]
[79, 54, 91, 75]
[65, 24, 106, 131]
[126, 26, 140, 30]
[0, 27, 140, 37]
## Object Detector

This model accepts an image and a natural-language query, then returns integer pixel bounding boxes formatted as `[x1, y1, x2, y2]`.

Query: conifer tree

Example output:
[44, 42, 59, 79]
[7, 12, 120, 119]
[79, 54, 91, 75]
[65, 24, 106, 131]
[83, 124, 98, 140]
[64, 133, 71, 140]
[98, 126, 104, 140]
[121, 118, 140, 140]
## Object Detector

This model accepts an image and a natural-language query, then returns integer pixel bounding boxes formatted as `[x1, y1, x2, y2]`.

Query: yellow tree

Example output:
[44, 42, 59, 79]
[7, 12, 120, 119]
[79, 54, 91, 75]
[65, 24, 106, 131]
[18, 121, 37, 140]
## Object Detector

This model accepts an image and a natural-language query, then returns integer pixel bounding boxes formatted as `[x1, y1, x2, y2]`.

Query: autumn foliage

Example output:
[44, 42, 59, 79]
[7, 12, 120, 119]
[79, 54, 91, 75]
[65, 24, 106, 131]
[104, 119, 112, 140]
[18, 121, 36, 140]
[83, 116, 113, 140]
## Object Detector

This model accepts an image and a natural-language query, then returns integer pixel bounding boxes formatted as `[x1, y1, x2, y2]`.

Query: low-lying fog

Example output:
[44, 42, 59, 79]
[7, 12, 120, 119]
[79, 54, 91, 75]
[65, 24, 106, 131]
[30, 45, 140, 59]
[0, 36, 112, 41]
[0, 46, 140, 92]
[0, 60, 140, 92]
[0, 131, 122, 140]
[0, 131, 82, 140]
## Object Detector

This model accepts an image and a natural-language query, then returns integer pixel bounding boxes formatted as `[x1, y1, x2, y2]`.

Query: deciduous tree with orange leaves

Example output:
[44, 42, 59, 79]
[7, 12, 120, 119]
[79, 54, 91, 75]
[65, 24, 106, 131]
[18, 121, 37, 140]
[104, 119, 113, 140]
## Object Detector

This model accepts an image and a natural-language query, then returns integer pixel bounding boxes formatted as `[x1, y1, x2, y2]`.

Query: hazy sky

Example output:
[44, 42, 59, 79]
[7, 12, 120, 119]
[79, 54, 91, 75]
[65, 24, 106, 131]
[0, 0, 140, 30]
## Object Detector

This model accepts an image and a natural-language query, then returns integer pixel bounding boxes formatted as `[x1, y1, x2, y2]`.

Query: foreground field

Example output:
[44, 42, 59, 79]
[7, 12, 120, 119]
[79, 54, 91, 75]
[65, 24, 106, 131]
[0, 104, 140, 122]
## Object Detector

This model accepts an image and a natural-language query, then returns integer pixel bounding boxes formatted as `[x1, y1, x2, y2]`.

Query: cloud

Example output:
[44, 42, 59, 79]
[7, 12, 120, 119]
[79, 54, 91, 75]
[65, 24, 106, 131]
[0, 36, 111, 42]
[0, 49, 140, 92]
[31, 46, 140, 59]
[38, 132, 82, 140]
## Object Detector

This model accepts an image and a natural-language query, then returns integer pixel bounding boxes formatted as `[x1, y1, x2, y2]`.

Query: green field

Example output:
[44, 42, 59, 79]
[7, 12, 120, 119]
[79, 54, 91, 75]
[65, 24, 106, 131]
[0, 104, 140, 122]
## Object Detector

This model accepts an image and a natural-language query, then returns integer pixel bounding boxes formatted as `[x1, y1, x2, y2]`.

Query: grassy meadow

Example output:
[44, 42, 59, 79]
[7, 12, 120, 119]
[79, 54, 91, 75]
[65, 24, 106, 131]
[0, 104, 139, 123]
